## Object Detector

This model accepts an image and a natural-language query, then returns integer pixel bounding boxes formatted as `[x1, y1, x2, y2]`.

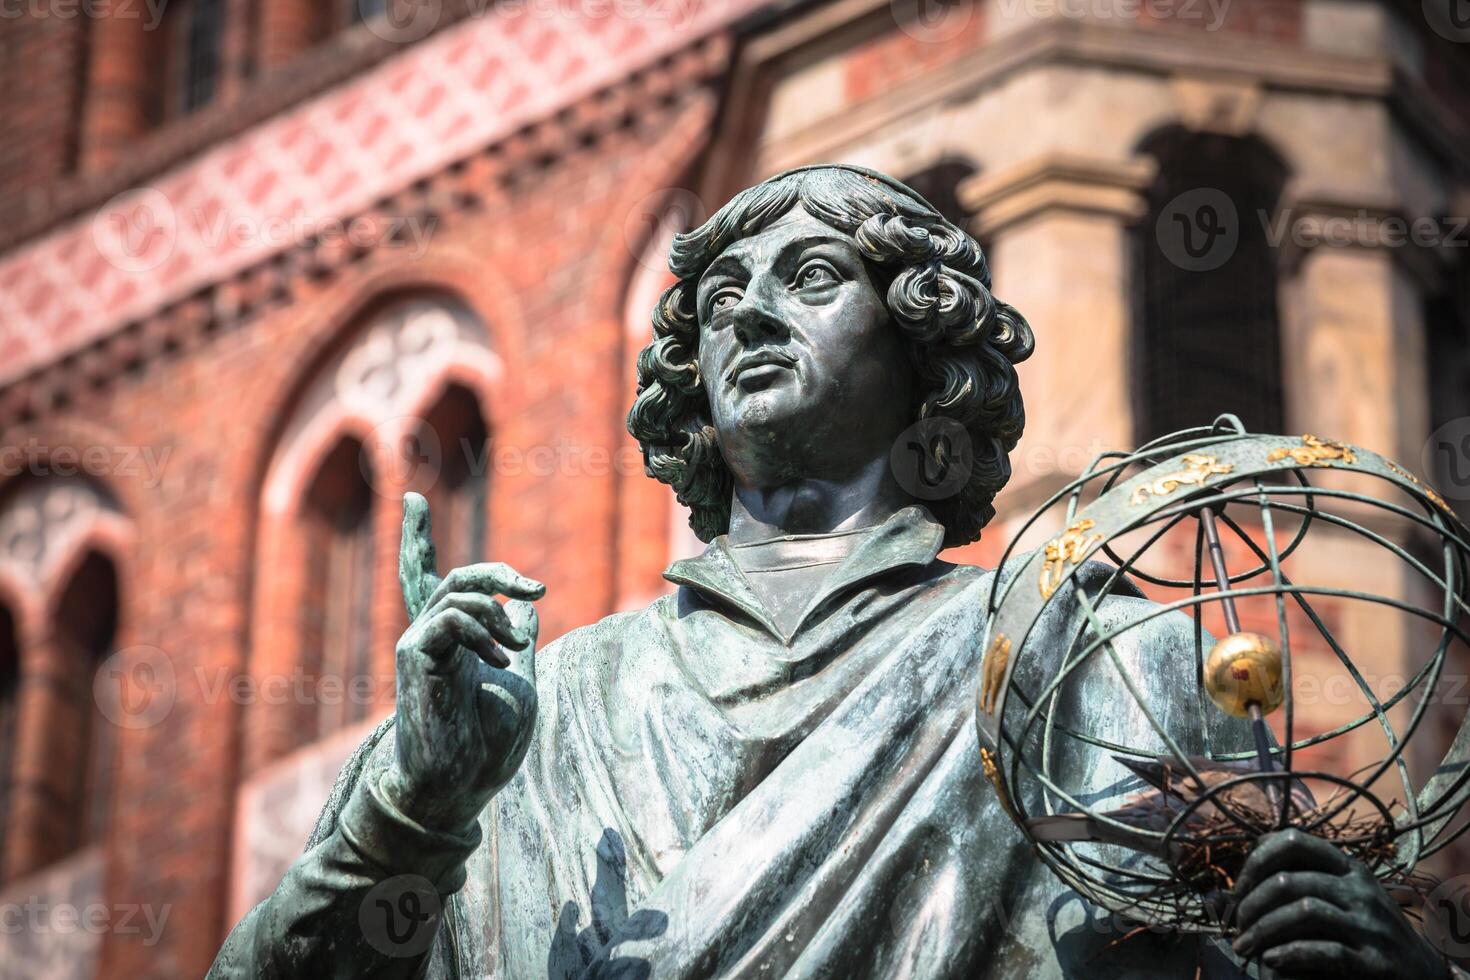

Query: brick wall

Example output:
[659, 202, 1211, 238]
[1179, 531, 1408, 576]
[0, 8, 87, 225]
[0, 72, 718, 979]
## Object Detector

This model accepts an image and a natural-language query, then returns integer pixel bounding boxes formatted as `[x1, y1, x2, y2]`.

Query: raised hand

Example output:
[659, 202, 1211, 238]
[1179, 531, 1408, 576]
[1231, 828, 1448, 978]
[381, 492, 545, 833]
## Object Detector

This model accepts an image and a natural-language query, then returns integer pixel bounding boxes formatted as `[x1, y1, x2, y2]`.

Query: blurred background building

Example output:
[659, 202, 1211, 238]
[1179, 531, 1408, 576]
[0, 0, 1466, 976]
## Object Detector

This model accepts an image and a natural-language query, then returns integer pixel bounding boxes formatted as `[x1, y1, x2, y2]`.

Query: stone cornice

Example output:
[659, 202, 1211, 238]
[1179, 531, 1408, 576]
[757, 17, 1469, 179]
[0, 39, 730, 428]
[958, 153, 1156, 237]
[1268, 193, 1460, 290]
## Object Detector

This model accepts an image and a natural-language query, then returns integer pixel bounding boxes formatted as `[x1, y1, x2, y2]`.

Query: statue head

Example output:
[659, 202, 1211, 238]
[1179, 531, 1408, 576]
[627, 164, 1034, 548]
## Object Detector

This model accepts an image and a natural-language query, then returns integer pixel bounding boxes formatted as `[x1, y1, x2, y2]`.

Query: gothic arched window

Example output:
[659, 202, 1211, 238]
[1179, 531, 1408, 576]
[416, 385, 490, 572]
[167, 0, 225, 117]
[300, 437, 376, 738]
[1131, 129, 1289, 441]
[250, 292, 495, 771]
[54, 551, 119, 853]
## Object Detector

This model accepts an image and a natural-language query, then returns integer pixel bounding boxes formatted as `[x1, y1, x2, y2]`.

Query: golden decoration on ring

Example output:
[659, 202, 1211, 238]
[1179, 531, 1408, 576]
[1039, 518, 1103, 599]
[1129, 454, 1235, 505]
[980, 747, 1020, 823]
[980, 632, 1011, 716]
[1266, 434, 1356, 468]
[1385, 459, 1454, 515]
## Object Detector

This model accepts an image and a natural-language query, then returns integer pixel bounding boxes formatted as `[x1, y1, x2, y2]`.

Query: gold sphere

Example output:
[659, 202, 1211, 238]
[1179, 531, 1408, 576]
[1203, 631, 1285, 718]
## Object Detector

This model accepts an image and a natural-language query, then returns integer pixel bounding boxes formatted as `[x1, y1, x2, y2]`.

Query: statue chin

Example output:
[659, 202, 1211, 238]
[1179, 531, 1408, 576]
[721, 386, 817, 460]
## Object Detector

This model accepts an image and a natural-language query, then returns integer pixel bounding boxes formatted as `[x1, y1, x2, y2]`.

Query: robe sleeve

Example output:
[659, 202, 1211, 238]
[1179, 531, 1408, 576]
[204, 717, 481, 980]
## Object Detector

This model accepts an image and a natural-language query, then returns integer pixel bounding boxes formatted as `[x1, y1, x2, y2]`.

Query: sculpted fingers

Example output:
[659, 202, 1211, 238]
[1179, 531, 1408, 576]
[1232, 897, 1355, 960]
[412, 606, 508, 669]
[398, 493, 441, 620]
[503, 598, 538, 646]
[1234, 830, 1351, 900]
[501, 599, 539, 683]
[423, 562, 545, 613]
[1233, 871, 1347, 932]
[1258, 939, 1358, 977]
[426, 592, 530, 652]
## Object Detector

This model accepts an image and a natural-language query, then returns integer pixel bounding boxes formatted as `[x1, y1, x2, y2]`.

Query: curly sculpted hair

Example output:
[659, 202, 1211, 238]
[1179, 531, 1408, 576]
[626, 164, 1035, 549]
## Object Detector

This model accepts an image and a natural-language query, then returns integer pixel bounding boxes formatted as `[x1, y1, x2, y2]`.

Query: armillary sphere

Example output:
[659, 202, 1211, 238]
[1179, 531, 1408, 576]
[975, 416, 1470, 934]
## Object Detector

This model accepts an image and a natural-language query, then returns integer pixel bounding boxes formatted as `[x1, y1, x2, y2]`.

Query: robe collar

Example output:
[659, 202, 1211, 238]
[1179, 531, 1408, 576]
[662, 505, 947, 644]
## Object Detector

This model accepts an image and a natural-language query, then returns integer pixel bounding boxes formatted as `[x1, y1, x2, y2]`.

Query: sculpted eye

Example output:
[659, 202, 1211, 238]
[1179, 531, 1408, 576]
[797, 262, 837, 288]
[710, 287, 742, 313]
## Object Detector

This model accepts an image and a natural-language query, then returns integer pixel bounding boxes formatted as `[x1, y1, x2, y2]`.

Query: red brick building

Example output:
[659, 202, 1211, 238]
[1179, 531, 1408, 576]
[0, 1, 1467, 977]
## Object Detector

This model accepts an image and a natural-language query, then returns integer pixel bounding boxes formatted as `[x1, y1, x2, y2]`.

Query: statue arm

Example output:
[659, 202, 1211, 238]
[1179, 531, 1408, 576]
[205, 725, 482, 979]
[209, 496, 543, 977]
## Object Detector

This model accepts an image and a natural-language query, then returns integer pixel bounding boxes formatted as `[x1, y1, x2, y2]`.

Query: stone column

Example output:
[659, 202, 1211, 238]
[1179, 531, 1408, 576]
[960, 153, 1155, 512]
[1273, 201, 1453, 854]
[1275, 201, 1435, 464]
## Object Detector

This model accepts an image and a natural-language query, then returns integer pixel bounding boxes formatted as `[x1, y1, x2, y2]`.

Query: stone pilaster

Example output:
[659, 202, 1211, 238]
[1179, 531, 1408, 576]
[960, 154, 1156, 500]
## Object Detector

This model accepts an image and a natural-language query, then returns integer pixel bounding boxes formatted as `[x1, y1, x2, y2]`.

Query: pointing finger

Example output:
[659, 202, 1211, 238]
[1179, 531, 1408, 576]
[399, 492, 442, 621]
[1232, 897, 1354, 959]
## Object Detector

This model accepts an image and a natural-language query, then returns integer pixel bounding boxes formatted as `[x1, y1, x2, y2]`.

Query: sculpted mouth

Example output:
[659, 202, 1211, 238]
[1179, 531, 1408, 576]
[726, 349, 798, 385]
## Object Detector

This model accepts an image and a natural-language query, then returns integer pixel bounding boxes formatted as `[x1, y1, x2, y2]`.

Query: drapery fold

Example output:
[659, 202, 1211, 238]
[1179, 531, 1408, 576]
[229, 507, 1253, 979]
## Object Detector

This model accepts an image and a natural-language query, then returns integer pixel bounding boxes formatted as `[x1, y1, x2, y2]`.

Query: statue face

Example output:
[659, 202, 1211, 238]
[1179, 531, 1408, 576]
[695, 206, 914, 485]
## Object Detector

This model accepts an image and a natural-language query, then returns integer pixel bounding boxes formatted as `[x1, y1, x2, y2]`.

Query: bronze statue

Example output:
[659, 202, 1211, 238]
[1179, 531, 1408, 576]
[208, 166, 1452, 979]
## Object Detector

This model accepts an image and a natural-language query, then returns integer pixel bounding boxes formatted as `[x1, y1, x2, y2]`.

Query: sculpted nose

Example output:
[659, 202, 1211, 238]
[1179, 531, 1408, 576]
[730, 274, 786, 346]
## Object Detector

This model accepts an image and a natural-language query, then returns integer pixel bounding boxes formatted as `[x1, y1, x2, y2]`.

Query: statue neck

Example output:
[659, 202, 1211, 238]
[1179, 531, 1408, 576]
[725, 455, 911, 547]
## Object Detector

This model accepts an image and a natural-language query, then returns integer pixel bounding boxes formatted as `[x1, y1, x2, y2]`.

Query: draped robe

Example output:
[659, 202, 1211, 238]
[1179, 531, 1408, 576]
[209, 506, 1252, 979]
